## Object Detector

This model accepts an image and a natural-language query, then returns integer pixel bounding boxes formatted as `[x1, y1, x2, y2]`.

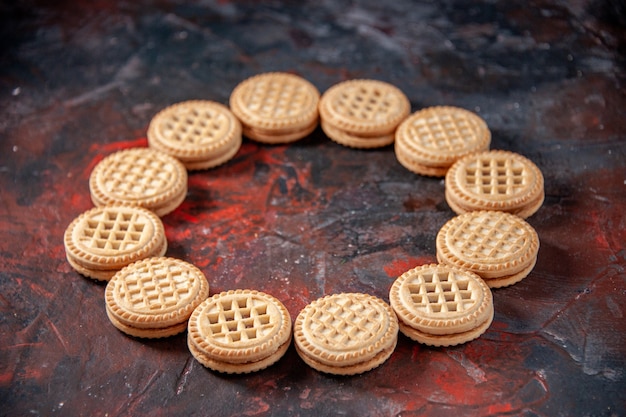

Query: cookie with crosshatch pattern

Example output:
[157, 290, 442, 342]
[293, 293, 398, 375]
[105, 257, 209, 338]
[187, 289, 292, 373]
[63, 204, 167, 281]
[319, 79, 410, 148]
[147, 100, 242, 170]
[89, 147, 188, 217]
[229, 72, 320, 144]
[436, 210, 539, 288]
[444, 149, 544, 218]
[394, 106, 491, 177]
[389, 264, 493, 346]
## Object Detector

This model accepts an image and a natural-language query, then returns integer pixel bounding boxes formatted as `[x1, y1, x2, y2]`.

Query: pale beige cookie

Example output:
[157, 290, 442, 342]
[321, 120, 395, 149]
[229, 72, 320, 144]
[147, 100, 242, 170]
[89, 147, 188, 217]
[389, 263, 494, 346]
[436, 211, 539, 287]
[105, 257, 209, 338]
[64, 205, 167, 281]
[319, 79, 410, 136]
[187, 289, 292, 373]
[395, 106, 490, 176]
[293, 293, 399, 375]
[444, 150, 544, 218]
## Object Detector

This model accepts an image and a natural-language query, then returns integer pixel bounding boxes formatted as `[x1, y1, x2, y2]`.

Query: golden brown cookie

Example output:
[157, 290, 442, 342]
[389, 264, 494, 346]
[229, 72, 320, 144]
[187, 289, 292, 373]
[105, 257, 209, 338]
[318, 79, 410, 149]
[89, 147, 188, 217]
[436, 210, 539, 288]
[63, 204, 167, 281]
[395, 106, 491, 177]
[293, 293, 398, 375]
[444, 150, 544, 218]
[147, 100, 242, 170]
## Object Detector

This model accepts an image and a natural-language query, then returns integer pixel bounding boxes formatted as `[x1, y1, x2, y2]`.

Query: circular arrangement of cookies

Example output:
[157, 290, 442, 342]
[63, 71, 544, 375]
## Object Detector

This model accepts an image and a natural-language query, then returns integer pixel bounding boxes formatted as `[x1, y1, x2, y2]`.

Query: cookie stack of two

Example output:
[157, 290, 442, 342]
[319, 79, 410, 149]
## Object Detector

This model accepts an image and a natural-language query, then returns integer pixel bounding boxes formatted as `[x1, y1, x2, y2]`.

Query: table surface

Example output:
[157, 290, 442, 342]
[1, 1, 625, 416]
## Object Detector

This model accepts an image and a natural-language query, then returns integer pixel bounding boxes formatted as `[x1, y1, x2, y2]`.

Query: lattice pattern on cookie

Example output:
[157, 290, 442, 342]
[156, 107, 230, 146]
[333, 84, 396, 122]
[406, 109, 484, 152]
[204, 297, 275, 343]
[464, 157, 529, 196]
[243, 77, 313, 120]
[102, 150, 178, 198]
[81, 209, 147, 251]
[450, 212, 527, 260]
[119, 262, 196, 311]
[406, 270, 477, 314]
[308, 297, 381, 348]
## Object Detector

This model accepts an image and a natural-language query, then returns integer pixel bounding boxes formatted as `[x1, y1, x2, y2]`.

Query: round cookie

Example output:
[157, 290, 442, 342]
[319, 79, 411, 136]
[395, 106, 491, 176]
[147, 100, 242, 170]
[436, 210, 539, 288]
[187, 289, 292, 373]
[89, 147, 188, 217]
[105, 257, 209, 338]
[229, 72, 320, 144]
[293, 293, 399, 375]
[444, 149, 544, 218]
[63, 204, 167, 281]
[389, 263, 494, 346]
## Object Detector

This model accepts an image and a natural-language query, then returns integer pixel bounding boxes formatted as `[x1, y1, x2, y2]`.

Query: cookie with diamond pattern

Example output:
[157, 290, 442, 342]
[436, 211, 539, 288]
[147, 100, 242, 170]
[63, 204, 167, 281]
[229, 72, 320, 144]
[395, 106, 491, 177]
[445, 150, 544, 218]
[293, 293, 398, 375]
[187, 289, 292, 373]
[318, 79, 410, 149]
[389, 264, 493, 346]
[105, 257, 209, 338]
[89, 147, 188, 216]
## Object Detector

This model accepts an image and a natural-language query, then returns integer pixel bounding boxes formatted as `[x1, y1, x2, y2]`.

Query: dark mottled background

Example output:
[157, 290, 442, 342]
[1, 1, 624, 416]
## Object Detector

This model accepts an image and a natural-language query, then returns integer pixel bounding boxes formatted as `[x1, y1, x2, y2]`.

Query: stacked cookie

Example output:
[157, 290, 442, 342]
[64, 205, 167, 281]
[389, 264, 493, 346]
[229, 72, 321, 144]
[147, 100, 242, 170]
[187, 290, 292, 374]
[319, 79, 410, 148]
[394, 106, 491, 177]
[444, 149, 545, 219]
[436, 210, 539, 288]
[293, 293, 398, 375]
[105, 257, 209, 338]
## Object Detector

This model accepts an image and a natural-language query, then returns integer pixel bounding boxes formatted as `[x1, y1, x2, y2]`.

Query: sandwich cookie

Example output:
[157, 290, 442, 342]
[105, 257, 209, 338]
[147, 100, 242, 170]
[436, 210, 539, 288]
[293, 293, 398, 375]
[445, 150, 544, 218]
[187, 289, 292, 373]
[229, 72, 320, 144]
[389, 264, 494, 346]
[319, 79, 410, 149]
[63, 204, 167, 281]
[90, 147, 188, 217]
[395, 106, 491, 177]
